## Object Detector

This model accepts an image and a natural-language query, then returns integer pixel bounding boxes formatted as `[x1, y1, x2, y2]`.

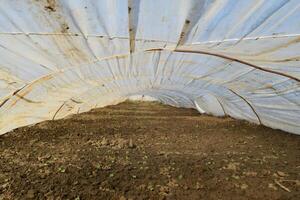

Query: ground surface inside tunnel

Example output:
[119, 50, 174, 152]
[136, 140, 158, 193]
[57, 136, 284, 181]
[0, 101, 299, 200]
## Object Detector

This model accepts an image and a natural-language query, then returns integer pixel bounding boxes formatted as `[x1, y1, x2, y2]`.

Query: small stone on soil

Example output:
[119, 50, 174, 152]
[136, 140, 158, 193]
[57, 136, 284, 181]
[277, 171, 288, 177]
[268, 183, 278, 190]
[26, 189, 35, 199]
[240, 183, 248, 190]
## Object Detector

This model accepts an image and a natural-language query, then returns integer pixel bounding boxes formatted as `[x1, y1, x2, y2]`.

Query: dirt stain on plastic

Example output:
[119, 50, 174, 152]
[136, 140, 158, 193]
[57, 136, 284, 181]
[44, 0, 56, 12]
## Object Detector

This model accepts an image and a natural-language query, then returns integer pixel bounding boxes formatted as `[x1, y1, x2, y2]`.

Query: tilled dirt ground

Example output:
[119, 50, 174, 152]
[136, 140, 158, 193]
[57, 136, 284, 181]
[0, 101, 299, 200]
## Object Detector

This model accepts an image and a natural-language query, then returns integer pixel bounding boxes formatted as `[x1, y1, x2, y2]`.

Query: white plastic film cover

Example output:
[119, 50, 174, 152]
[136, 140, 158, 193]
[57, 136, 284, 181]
[0, 0, 299, 135]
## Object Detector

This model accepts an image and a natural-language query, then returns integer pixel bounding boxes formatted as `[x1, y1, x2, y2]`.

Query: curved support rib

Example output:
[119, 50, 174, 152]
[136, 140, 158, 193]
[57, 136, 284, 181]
[52, 102, 66, 120]
[228, 89, 262, 124]
[146, 48, 300, 82]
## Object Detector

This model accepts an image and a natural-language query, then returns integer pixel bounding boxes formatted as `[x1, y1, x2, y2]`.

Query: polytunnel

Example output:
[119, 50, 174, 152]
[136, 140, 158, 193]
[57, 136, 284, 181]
[0, 0, 299, 135]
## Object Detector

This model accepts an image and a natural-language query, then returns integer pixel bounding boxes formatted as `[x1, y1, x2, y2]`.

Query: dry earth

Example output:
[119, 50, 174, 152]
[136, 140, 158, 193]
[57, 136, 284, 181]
[0, 101, 299, 200]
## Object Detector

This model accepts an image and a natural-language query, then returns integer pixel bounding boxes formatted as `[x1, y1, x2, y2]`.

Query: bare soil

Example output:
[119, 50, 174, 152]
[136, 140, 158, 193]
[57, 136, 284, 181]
[0, 101, 299, 200]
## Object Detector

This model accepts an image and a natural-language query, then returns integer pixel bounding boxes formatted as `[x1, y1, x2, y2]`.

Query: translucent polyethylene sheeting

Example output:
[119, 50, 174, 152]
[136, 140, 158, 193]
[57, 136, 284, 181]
[0, 0, 299, 135]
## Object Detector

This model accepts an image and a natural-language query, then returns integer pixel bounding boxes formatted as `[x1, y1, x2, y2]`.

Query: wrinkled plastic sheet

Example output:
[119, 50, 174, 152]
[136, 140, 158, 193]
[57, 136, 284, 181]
[0, 0, 299, 135]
